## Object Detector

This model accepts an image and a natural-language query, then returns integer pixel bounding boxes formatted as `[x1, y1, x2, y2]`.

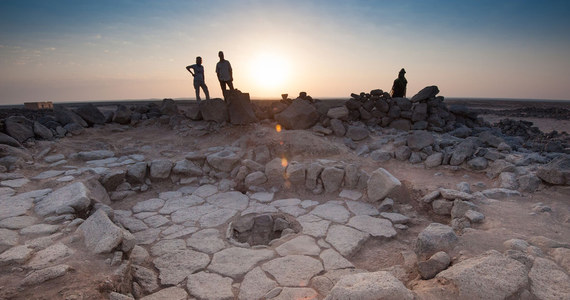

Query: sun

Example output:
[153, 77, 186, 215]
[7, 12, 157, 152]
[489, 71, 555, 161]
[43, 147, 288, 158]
[249, 52, 290, 93]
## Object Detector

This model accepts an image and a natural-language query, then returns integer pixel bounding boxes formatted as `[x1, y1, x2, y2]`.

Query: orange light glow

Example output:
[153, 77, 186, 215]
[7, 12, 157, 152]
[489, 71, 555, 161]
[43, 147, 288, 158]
[281, 158, 288, 167]
[276, 124, 282, 132]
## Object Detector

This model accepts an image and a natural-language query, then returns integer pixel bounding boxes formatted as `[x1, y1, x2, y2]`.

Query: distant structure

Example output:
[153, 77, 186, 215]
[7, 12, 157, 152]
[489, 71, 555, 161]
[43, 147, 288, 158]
[24, 101, 53, 110]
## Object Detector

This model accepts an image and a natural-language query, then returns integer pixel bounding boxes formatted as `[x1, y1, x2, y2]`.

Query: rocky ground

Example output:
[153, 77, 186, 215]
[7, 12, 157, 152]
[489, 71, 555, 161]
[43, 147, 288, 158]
[0, 90, 569, 299]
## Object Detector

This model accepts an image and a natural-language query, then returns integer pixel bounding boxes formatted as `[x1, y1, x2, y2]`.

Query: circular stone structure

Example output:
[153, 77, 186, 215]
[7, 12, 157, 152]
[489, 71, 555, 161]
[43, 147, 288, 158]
[228, 213, 301, 246]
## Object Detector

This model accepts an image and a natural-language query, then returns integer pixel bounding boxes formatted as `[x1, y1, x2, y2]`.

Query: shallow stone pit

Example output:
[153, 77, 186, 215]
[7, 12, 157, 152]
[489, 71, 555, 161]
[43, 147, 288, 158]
[229, 213, 301, 246]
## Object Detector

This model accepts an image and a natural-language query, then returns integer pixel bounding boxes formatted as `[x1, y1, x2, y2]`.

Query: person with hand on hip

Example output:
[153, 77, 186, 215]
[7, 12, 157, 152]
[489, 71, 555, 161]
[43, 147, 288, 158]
[186, 56, 210, 103]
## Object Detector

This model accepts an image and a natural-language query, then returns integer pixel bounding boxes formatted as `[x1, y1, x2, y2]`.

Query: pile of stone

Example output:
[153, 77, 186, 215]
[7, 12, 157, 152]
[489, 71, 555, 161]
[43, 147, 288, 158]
[344, 86, 485, 132]
[494, 118, 569, 153]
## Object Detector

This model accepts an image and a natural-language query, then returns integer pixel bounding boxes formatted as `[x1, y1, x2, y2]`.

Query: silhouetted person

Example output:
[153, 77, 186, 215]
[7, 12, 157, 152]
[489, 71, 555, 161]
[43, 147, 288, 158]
[186, 56, 210, 103]
[216, 51, 234, 101]
[391, 68, 407, 98]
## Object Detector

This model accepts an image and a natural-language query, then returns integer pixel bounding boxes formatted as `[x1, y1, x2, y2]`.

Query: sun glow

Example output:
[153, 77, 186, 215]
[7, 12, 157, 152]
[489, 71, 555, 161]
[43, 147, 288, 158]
[248, 52, 291, 94]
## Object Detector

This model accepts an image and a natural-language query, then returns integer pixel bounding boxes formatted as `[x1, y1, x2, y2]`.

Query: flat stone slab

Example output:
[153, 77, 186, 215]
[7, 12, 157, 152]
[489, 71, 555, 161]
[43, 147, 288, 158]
[208, 247, 275, 278]
[297, 214, 331, 238]
[320, 248, 354, 270]
[0, 216, 38, 230]
[271, 287, 318, 300]
[32, 170, 66, 180]
[170, 204, 217, 224]
[199, 208, 237, 227]
[347, 215, 397, 238]
[153, 250, 210, 285]
[272, 198, 302, 207]
[186, 229, 226, 254]
[345, 200, 379, 216]
[310, 203, 350, 223]
[21, 264, 72, 286]
[327, 271, 414, 299]
[34, 182, 91, 217]
[143, 215, 170, 228]
[262, 255, 323, 286]
[250, 192, 274, 202]
[134, 228, 161, 245]
[278, 206, 306, 217]
[206, 192, 249, 210]
[0, 245, 34, 266]
[275, 235, 321, 256]
[158, 195, 204, 214]
[139, 287, 188, 300]
[325, 224, 370, 257]
[1, 178, 29, 188]
[439, 188, 475, 201]
[238, 267, 278, 300]
[26, 243, 74, 270]
[339, 189, 362, 201]
[132, 198, 165, 213]
[187, 271, 234, 300]
[193, 184, 218, 198]
[20, 224, 60, 236]
[150, 239, 186, 257]
[380, 212, 410, 224]
[0, 197, 33, 221]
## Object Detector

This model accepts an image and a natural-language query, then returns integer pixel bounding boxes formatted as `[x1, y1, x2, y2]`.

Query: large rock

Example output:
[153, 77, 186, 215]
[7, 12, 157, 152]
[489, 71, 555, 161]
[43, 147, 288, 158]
[326, 271, 414, 300]
[436, 250, 528, 300]
[327, 106, 349, 120]
[227, 91, 257, 125]
[200, 98, 229, 123]
[0, 132, 22, 147]
[325, 224, 369, 256]
[77, 209, 124, 254]
[536, 156, 570, 185]
[418, 251, 451, 279]
[186, 271, 234, 300]
[160, 98, 178, 115]
[450, 139, 476, 166]
[347, 215, 396, 238]
[389, 119, 411, 131]
[149, 160, 173, 179]
[411, 86, 439, 102]
[529, 257, 570, 299]
[414, 223, 458, 257]
[274, 99, 319, 130]
[346, 126, 369, 141]
[4, 116, 34, 143]
[366, 168, 401, 202]
[34, 182, 92, 217]
[206, 150, 241, 172]
[238, 267, 278, 300]
[407, 130, 434, 151]
[74, 103, 106, 125]
[33, 122, 53, 140]
[321, 167, 344, 193]
[113, 105, 132, 124]
[127, 162, 148, 183]
[262, 255, 323, 286]
[330, 119, 346, 137]
[54, 106, 87, 127]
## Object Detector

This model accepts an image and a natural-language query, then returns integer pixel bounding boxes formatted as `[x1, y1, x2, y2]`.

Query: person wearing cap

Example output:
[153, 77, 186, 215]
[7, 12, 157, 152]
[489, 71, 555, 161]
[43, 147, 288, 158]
[216, 51, 234, 101]
[391, 68, 407, 98]
[186, 56, 210, 103]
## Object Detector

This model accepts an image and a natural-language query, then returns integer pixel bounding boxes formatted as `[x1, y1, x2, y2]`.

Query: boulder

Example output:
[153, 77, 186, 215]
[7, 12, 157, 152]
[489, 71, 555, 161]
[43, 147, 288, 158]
[389, 119, 411, 131]
[424, 152, 443, 168]
[77, 209, 124, 254]
[227, 91, 257, 125]
[436, 250, 528, 300]
[113, 105, 132, 124]
[63, 122, 84, 135]
[0, 132, 22, 147]
[74, 103, 106, 125]
[321, 167, 344, 193]
[206, 150, 241, 172]
[34, 182, 92, 217]
[518, 173, 541, 192]
[54, 106, 88, 127]
[414, 223, 458, 257]
[327, 106, 349, 120]
[466, 157, 488, 170]
[127, 162, 148, 183]
[149, 160, 173, 179]
[160, 99, 178, 115]
[411, 86, 439, 102]
[4, 116, 34, 143]
[528, 257, 570, 300]
[200, 98, 229, 123]
[345, 126, 368, 141]
[33, 122, 54, 140]
[407, 130, 434, 151]
[450, 139, 476, 166]
[330, 119, 346, 137]
[418, 251, 451, 279]
[536, 156, 570, 185]
[412, 103, 428, 121]
[367, 168, 401, 202]
[275, 99, 319, 130]
[327, 271, 414, 300]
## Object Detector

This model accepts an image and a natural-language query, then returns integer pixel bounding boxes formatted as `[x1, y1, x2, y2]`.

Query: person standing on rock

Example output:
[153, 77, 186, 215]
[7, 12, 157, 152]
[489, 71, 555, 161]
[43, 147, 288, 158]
[391, 68, 407, 98]
[186, 56, 210, 103]
[216, 51, 234, 101]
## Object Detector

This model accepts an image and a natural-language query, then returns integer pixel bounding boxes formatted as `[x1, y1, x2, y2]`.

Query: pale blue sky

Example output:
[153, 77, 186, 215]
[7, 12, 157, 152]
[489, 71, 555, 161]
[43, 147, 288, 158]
[1, 0, 569, 104]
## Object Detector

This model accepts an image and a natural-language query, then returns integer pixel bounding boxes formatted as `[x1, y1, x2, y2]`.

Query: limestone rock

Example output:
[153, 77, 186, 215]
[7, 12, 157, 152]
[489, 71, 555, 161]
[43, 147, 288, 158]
[347, 215, 396, 238]
[5, 116, 34, 143]
[326, 271, 414, 300]
[325, 224, 370, 257]
[153, 250, 210, 285]
[262, 255, 323, 286]
[187, 271, 234, 300]
[149, 159, 173, 179]
[34, 182, 91, 217]
[200, 98, 229, 123]
[275, 235, 320, 256]
[346, 126, 369, 141]
[207, 150, 242, 172]
[139, 287, 188, 300]
[208, 247, 274, 278]
[414, 223, 458, 257]
[274, 99, 319, 130]
[411, 86, 439, 102]
[367, 168, 401, 202]
[21, 264, 72, 286]
[536, 156, 570, 185]
[77, 209, 124, 254]
[418, 251, 450, 279]
[311, 203, 350, 223]
[327, 106, 349, 120]
[321, 167, 344, 193]
[74, 103, 106, 126]
[238, 266, 278, 300]
[407, 130, 434, 151]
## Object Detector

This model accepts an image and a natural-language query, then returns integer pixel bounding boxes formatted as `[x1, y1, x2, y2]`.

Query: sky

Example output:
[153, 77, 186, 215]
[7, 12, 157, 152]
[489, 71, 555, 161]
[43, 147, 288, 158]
[1, 0, 570, 104]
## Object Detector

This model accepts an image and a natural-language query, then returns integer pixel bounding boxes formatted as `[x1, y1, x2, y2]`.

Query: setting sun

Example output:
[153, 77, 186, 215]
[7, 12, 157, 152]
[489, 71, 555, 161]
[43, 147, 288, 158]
[248, 52, 291, 94]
